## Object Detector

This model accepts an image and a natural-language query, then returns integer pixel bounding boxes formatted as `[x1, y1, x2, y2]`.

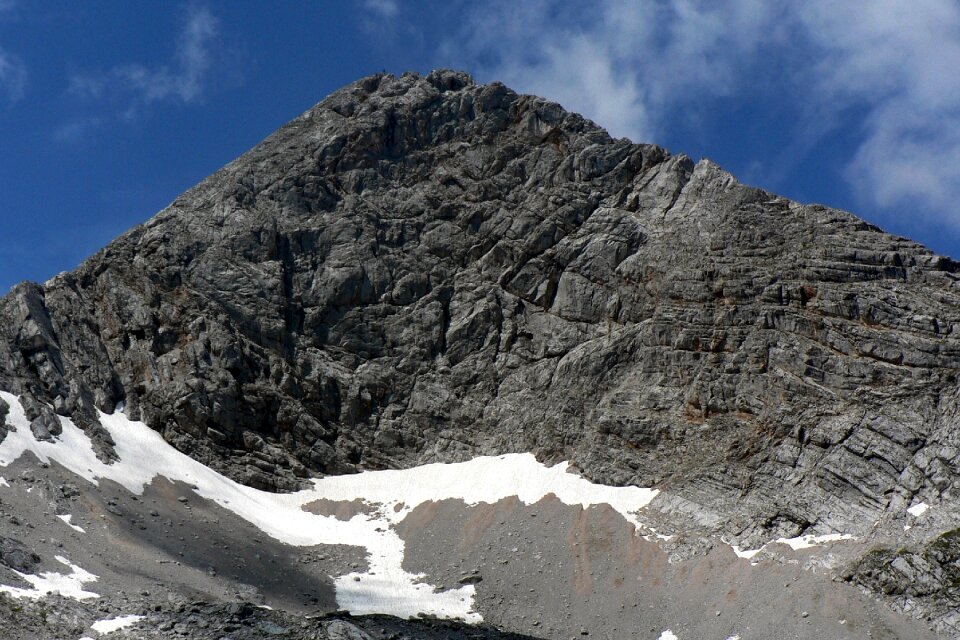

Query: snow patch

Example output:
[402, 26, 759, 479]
[729, 532, 854, 560]
[907, 502, 929, 517]
[0, 476, 8, 487]
[0, 555, 98, 600]
[731, 545, 762, 560]
[0, 392, 658, 622]
[775, 533, 854, 551]
[91, 614, 144, 634]
[658, 631, 679, 640]
[57, 514, 86, 533]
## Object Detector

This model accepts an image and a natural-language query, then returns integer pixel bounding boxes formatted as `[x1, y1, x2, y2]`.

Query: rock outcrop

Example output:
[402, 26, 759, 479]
[2, 71, 960, 614]
[0, 536, 40, 574]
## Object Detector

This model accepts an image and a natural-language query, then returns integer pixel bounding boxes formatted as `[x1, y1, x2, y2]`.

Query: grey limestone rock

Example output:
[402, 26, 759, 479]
[325, 619, 374, 640]
[1, 69, 960, 611]
[844, 528, 960, 622]
[22, 398, 61, 441]
[0, 536, 41, 573]
[0, 396, 8, 443]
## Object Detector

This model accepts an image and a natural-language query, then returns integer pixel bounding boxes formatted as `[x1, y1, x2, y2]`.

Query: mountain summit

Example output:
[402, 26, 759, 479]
[1, 70, 960, 636]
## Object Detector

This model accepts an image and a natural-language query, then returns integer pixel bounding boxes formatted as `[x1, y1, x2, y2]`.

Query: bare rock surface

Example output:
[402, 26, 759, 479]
[0, 596, 538, 640]
[0, 535, 40, 573]
[2, 69, 960, 629]
[396, 496, 938, 639]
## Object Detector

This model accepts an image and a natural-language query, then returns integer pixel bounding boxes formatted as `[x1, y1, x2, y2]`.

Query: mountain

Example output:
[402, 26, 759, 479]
[1, 69, 959, 638]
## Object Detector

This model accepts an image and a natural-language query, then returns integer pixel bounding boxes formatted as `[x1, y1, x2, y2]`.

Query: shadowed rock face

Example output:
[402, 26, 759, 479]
[0, 70, 959, 571]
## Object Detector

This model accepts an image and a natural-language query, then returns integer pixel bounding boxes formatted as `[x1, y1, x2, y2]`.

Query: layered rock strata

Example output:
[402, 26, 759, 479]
[1, 73, 959, 615]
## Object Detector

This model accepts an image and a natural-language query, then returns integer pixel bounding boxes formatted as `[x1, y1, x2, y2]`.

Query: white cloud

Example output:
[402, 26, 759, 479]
[795, 0, 960, 220]
[364, 0, 398, 20]
[442, 0, 782, 141]
[439, 1, 649, 140]
[52, 116, 102, 143]
[441, 0, 960, 227]
[359, 0, 412, 38]
[476, 25, 652, 141]
[66, 74, 104, 100]
[0, 46, 25, 102]
[68, 5, 219, 114]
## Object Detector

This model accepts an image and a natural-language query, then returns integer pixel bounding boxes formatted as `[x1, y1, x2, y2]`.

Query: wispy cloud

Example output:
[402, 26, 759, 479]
[52, 116, 102, 143]
[0, 46, 25, 103]
[0, 0, 24, 102]
[359, 0, 413, 39]
[440, 0, 960, 229]
[440, 2, 650, 141]
[363, 0, 398, 20]
[796, 1, 960, 221]
[441, 1, 783, 141]
[67, 4, 221, 122]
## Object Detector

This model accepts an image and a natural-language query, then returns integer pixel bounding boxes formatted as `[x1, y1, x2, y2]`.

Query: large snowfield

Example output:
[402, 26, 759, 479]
[0, 392, 661, 621]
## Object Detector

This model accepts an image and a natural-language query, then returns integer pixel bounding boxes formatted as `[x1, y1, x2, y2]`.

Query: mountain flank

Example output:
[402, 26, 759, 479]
[3, 69, 960, 628]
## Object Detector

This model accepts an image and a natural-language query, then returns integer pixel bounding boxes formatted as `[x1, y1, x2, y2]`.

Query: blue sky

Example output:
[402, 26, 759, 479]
[2, 1, 960, 293]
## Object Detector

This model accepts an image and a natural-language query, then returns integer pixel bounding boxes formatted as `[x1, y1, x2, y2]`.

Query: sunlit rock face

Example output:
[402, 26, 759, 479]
[2, 70, 960, 633]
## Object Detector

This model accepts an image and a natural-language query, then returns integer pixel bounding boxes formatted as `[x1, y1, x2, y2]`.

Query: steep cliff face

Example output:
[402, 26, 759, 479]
[1, 69, 959, 569]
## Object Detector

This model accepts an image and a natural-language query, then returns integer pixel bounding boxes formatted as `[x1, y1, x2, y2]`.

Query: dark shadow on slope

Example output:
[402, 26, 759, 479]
[342, 613, 546, 639]
[83, 475, 369, 613]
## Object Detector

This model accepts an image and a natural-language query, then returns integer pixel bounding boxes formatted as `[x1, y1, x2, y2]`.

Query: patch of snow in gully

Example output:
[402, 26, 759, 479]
[0, 555, 99, 600]
[57, 514, 86, 533]
[730, 532, 855, 561]
[775, 533, 854, 551]
[730, 545, 762, 560]
[90, 614, 144, 633]
[0, 476, 8, 487]
[907, 502, 929, 517]
[0, 392, 658, 622]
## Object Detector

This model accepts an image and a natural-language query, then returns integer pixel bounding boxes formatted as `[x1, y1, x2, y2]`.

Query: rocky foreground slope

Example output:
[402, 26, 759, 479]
[2, 70, 960, 634]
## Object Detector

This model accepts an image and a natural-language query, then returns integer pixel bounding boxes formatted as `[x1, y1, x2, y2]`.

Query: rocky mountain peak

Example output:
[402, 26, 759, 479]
[3, 72, 960, 623]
